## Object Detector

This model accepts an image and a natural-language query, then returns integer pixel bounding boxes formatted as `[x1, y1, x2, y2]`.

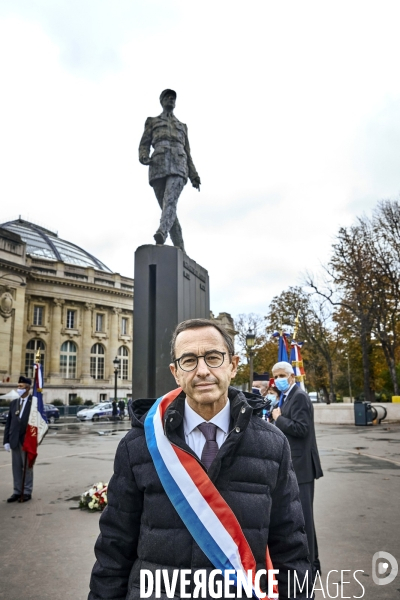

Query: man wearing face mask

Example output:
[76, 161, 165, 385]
[271, 361, 323, 579]
[3, 376, 34, 502]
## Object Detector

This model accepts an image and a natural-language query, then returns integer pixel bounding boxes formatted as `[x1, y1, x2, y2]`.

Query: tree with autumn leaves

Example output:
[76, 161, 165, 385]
[232, 200, 400, 401]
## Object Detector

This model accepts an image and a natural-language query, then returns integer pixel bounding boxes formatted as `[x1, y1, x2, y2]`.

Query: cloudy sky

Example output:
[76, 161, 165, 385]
[1, 0, 400, 318]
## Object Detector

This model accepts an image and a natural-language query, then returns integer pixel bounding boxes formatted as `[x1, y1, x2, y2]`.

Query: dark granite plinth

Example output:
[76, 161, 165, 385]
[132, 245, 210, 399]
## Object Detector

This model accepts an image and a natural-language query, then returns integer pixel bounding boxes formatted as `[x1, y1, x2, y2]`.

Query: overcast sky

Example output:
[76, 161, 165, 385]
[1, 0, 400, 318]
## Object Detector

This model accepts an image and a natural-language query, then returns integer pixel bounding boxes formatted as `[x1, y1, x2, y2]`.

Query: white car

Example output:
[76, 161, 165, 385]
[76, 402, 117, 421]
[308, 392, 322, 403]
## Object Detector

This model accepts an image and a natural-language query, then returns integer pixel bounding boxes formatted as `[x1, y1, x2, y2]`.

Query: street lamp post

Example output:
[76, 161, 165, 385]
[246, 329, 256, 392]
[113, 356, 121, 405]
[347, 353, 353, 403]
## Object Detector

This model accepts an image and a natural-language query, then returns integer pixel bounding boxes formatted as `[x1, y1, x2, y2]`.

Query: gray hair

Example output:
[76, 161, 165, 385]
[272, 361, 294, 375]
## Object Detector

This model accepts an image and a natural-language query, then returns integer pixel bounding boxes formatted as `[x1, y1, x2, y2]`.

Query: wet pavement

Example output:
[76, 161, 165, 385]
[0, 422, 399, 599]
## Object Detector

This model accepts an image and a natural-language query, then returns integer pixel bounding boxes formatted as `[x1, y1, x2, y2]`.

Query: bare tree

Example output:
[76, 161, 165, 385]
[234, 313, 266, 359]
[307, 200, 400, 399]
[266, 287, 339, 402]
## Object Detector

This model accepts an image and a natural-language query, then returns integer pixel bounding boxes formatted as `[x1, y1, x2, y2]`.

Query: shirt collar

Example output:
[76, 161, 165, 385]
[284, 382, 297, 398]
[184, 398, 231, 435]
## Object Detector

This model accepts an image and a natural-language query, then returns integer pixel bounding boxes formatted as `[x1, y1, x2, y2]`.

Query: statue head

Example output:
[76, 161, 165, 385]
[160, 89, 176, 110]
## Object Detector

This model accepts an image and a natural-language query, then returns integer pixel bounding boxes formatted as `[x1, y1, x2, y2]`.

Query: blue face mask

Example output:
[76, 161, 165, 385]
[275, 377, 290, 392]
[266, 394, 277, 402]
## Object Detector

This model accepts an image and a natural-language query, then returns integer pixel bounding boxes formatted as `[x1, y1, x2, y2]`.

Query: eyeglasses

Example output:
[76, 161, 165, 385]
[174, 350, 227, 372]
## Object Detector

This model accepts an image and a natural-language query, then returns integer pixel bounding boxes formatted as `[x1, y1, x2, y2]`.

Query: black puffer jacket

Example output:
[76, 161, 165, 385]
[88, 388, 311, 600]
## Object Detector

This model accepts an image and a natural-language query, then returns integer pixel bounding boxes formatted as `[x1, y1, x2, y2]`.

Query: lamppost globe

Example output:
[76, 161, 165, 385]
[246, 330, 255, 349]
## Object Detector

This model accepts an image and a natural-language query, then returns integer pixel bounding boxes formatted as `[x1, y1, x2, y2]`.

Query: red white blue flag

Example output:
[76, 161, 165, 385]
[144, 388, 277, 599]
[272, 331, 290, 362]
[22, 363, 48, 468]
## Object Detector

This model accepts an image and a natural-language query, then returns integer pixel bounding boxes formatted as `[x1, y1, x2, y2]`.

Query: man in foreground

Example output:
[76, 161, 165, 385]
[88, 319, 311, 600]
[3, 376, 34, 502]
[271, 361, 323, 577]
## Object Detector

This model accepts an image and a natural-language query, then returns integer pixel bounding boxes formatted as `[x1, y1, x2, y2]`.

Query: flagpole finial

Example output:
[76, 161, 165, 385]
[35, 349, 41, 363]
[293, 310, 300, 340]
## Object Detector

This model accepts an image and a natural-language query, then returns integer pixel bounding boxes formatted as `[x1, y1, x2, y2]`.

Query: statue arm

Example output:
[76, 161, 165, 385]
[184, 126, 201, 190]
[138, 117, 153, 165]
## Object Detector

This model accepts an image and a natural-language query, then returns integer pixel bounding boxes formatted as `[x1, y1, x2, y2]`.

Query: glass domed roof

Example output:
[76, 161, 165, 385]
[1, 219, 112, 273]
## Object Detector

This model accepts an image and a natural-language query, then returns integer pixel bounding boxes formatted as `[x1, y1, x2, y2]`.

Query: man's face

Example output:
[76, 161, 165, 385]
[162, 93, 176, 110]
[272, 367, 295, 385]
[17, 383, 30, 397]
[170, 327, 239, 412]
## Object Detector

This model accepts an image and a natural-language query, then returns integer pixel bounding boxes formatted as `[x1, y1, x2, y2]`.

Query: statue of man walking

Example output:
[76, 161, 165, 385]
[139, 89, 201, 252]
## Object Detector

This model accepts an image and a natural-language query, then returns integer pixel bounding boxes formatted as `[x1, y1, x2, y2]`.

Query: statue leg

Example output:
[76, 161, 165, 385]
[151, 177, 167, 211]
[153, 175, 186, 250]
[169, 217, 185, 253]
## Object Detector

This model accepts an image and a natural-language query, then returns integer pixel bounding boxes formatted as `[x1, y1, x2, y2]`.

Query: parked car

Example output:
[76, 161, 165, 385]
[0, 405, 59, 425]
[76, 402, 118, 422]
[0, 409, 9, 424]
[44, 404, 60, 424]
[308, 392, 323, 403]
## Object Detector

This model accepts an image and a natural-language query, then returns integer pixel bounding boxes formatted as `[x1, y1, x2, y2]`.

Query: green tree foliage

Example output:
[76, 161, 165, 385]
[232, 200, 400, 400]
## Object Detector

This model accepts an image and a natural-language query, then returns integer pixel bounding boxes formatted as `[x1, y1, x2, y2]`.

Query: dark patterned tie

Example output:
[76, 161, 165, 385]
[197, 422, 219, 469]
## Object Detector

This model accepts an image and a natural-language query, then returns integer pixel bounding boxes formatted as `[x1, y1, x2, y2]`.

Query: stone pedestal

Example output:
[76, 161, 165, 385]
[132, 245, 210, 400]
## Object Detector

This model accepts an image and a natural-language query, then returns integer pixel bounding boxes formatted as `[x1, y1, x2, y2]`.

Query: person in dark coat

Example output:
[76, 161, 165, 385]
[271, 361, 323, 577]
[3, 376, 34, 502]
[88, 319, 312, 600]
[118, 400, 125, 419]
[111, 400, 119, 421]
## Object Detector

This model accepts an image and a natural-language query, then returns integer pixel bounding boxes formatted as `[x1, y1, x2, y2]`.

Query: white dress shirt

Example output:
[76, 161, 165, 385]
[183, 398, 230, 459]
[280, 382, 297, 406]
[19, 395, 30, 418]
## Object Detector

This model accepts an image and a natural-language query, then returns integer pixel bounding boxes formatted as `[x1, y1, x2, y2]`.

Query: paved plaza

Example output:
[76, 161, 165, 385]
[0, 420, 399, 600]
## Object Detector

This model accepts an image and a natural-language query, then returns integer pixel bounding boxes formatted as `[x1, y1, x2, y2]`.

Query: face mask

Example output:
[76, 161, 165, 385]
[275, 377, 290, 392]
[266, 394, 277, 401]
[17, 388, 26, 397]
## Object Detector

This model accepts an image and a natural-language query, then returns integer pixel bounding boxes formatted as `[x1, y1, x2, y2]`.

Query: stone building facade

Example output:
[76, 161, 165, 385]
[0, 220, 133, 404]
[0, 219, 236, 405]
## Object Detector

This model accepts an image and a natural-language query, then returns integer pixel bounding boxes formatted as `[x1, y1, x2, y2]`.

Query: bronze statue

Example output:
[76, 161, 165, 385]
[139, 89, 201, 252]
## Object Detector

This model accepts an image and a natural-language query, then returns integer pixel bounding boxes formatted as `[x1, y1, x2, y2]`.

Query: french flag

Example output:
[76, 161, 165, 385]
[22, 363, 48, 468]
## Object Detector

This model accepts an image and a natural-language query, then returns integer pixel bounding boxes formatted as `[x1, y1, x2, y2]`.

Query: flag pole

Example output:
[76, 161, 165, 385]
[20, 349, 40, 502]
[293, 310, 300, 341]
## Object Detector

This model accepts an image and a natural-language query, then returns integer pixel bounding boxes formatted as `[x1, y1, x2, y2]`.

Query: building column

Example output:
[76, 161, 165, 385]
[108, 307, 121, 381]
[49, 298, 64, 380]
[81, 303, 94, 383]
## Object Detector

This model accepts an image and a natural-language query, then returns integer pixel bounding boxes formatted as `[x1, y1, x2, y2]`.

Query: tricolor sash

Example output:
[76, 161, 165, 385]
[144, 388, 277, 599]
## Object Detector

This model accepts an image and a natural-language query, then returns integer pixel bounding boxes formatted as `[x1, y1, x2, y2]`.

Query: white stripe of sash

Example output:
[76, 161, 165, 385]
[153, 405, 248, 574]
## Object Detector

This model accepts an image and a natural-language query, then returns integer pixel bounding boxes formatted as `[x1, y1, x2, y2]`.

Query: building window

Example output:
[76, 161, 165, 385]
[90, 343, 105, 379]
[25, 340, 45, 378]
[99, 393, 107, 401]
[66, 309, 76, 329]
[69, 393, 77, 403]
[96, 313, 104, 332]
[60, 341, 77, 378]
[121, 317, 128, 336]
[33, 306, 44, 326]
[118, 346, 129, 380]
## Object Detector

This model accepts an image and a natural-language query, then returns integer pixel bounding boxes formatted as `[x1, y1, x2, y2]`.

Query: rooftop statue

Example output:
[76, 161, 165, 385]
[139, 89, 201, 252]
